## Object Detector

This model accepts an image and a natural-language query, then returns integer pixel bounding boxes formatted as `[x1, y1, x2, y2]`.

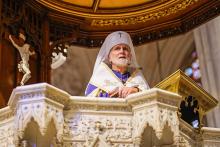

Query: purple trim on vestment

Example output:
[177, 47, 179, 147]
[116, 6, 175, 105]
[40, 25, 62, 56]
[85, 70, 130, 97]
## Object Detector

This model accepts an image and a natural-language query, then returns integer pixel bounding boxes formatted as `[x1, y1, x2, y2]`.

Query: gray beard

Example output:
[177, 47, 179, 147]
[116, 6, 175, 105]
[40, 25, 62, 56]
[111, 57, 130, 67]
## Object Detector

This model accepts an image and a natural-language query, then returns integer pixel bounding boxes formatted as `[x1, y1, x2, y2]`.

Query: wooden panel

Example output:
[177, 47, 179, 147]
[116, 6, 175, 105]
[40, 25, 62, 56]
[0, 39, 17, 107]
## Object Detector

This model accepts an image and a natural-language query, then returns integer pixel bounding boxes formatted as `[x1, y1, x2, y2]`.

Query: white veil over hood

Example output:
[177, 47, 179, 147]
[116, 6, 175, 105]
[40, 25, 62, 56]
[93, 31, 139, 74]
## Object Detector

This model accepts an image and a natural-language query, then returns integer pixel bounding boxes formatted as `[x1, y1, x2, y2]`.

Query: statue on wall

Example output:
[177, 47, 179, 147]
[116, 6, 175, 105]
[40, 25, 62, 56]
[9, 29, 35, 86]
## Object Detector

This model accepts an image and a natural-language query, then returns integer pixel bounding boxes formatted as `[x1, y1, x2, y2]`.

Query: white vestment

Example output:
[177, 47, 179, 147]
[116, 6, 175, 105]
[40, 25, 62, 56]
[86, 62, 149, 97]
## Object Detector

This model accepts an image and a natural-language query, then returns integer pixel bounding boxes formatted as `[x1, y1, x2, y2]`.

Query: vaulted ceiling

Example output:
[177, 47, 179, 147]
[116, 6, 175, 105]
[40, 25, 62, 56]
[36, 0, 220, 46]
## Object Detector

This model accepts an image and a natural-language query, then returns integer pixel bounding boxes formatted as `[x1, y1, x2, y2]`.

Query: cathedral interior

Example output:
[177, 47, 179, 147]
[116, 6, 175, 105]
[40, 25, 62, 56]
[1, 1, 220, 146]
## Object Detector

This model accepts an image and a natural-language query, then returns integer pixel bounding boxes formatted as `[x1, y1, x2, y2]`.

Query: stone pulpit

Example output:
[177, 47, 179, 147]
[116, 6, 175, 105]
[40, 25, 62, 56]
[0, 70, 220, 147]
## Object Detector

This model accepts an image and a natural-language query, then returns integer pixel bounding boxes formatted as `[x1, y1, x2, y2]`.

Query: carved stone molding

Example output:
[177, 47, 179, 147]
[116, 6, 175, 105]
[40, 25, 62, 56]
[127, 88, 182, 110]
[179, 119, 198, 146]
[7, 83, 70, 144]
[15, 101, 64, 142]
[64, 114, 133, 146]
[0, 106, 14, 122]
[132, 103, 180, 146]
[91, 0, 200, 27]
[0, 119, 15, 147]
[68, 96, 131, 113]
[201, 127, 220, 146]
[8, 83, 70, 109]
[0, 83, 220, 146]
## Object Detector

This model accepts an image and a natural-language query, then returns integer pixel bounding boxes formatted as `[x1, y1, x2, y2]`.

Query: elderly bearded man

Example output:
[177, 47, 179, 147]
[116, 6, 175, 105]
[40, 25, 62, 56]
[85, 31, 149, 98]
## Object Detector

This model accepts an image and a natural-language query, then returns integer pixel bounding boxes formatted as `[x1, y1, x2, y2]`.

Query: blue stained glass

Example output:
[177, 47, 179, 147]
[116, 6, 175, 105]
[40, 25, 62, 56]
[185, 68, 193, 76]
[192, 119, 199, 128]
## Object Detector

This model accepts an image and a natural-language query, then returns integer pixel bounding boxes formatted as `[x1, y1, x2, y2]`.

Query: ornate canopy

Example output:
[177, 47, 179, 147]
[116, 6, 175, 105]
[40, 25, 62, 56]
[36, 0, 220, 46]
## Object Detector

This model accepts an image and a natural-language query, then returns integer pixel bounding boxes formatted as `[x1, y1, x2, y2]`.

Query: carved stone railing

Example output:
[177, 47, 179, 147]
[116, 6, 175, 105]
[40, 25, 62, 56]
[0, 82, 219, 147]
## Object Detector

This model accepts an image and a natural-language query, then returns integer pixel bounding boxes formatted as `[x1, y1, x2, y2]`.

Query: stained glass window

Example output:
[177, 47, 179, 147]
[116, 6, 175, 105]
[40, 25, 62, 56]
[184, 51, 202, 86]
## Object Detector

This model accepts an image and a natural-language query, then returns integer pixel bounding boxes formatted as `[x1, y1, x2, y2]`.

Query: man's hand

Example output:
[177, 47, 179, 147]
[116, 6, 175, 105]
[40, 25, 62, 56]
[9, 35, 12, 40]
[109, 87, 119, 97]
[118, 87, 139, 98]
[109, 87, 139, 98]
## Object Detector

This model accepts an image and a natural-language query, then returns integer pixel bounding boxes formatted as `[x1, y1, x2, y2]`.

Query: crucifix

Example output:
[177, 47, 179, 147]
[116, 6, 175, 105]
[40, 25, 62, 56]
[9, 29, 35, 85]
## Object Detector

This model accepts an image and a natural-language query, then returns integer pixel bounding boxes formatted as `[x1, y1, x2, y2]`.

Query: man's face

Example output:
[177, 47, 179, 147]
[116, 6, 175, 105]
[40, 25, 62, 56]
[108, 44, 132, 67]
